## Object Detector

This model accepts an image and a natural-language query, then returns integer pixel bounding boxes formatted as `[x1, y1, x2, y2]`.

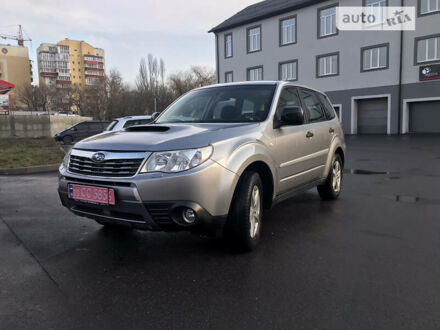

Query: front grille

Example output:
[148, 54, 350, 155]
[145, 203, 174, 226]
[68, 155, 144, 177]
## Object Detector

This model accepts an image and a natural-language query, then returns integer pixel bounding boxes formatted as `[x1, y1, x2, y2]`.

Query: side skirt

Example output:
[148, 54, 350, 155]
[271, 178, 325, 207]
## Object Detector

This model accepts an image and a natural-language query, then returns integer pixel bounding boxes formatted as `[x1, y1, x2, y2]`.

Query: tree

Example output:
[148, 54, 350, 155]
[168, 66, 216, 98]
[15, 84, 39, 111]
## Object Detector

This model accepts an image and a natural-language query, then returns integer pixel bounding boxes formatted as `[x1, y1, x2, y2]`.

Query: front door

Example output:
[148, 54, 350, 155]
[273, 86, 317, 194]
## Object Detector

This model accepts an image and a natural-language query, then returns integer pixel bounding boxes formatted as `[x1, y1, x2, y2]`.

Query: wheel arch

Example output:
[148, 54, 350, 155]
[323, 138, 346, 178]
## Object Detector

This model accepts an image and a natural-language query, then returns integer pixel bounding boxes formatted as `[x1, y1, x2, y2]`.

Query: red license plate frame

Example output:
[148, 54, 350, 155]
[68, 184, 115, 205]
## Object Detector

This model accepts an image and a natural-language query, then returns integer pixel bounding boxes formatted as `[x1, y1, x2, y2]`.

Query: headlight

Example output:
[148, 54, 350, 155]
[62, 150, 71, 168]
[140, 146, 213, 173]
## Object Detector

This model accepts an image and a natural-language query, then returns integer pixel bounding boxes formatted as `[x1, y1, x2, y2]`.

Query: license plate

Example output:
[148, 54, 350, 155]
[68, 184, 115, 205]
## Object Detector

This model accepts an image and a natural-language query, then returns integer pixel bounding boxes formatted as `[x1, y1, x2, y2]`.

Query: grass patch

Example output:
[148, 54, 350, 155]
[0, 138, 64, 168]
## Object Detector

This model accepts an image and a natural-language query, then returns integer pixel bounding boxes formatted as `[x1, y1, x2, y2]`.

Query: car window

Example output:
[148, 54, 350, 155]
[123, 119, 152, 128]
[89, 122, 102, 130]
[300, 89, 326, 123]
[275, 87, 302, 122]
[76, 123, 88, 131]
[156, 85, 276, 123]
[276, 87, 302, 112]
[317, 93, 336, 120]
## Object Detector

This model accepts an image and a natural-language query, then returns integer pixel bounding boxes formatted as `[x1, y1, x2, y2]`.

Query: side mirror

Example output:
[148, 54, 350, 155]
[151, 112, 160, 121]
[275, 106, 304, 128]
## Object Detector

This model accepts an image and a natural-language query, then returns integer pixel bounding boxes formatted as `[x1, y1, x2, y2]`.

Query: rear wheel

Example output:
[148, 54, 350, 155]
[224, 171, 263, 252]
[317, 154, 343, 200]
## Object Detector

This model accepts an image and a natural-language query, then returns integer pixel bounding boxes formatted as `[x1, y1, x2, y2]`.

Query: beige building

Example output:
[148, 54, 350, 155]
[0, 44, 33, 99]
[37, 39, 105, 89]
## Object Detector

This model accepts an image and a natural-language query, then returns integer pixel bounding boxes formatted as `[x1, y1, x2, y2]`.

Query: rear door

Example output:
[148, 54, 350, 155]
[298, 88, 331, 180]
[74, 122, 89, 141]
[88, 122, 104, 137]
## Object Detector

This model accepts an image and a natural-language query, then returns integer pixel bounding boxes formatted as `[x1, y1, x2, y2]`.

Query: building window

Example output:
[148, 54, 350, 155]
[247, 26, 261, 53]
[362, 44, 389, 71]
[416, 35, 440, 63]
[364, 0, 387, 24]
[225, 71, 233, 82]
[225, 33, 233, 58]
[419, 0, 440, 15]
[318, 5, 337, 38]
[279, 60, 298, 81]
[247, 66, 263, 81]
[317, 53, 339, 77]
[280, 16, 296, 46]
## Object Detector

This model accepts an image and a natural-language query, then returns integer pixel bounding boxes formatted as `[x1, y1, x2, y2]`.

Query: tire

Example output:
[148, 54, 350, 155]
[224, 171, 263, 252]
[63, 135, 73, 145]
[317, 154, 343, 200]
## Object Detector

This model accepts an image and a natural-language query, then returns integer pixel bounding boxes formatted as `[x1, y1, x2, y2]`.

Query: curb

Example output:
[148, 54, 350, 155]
[0, 164, 60, 175]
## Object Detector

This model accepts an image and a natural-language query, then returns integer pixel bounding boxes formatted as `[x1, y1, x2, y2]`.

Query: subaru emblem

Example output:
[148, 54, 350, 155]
[92, 152, 106, 162]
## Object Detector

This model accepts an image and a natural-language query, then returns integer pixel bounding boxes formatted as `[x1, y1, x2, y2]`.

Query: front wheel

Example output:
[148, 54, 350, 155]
[317, 154, 343, 200]
[224, 171, 263, 252]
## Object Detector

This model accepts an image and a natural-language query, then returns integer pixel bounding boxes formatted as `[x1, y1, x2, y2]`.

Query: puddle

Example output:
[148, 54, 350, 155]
[384, 194, 419, 203]
[344, 169, 391, 175]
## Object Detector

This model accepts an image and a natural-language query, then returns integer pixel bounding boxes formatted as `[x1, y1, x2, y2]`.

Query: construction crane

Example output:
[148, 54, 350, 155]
[0, 25, 32, 47]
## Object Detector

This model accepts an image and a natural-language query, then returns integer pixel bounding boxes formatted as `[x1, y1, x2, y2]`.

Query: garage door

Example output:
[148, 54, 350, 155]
[357, 98, 388, 134]
[409, 101, 440, 133]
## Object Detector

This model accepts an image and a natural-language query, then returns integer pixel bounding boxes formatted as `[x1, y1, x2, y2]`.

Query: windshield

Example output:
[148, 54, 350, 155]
[156, 85, 276, 124]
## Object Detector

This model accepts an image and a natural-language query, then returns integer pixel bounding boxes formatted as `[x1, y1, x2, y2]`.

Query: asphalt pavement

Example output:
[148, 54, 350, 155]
[1, 135, 440, 329]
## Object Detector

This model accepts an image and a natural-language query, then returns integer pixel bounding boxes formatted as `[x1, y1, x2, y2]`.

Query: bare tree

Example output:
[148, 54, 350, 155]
[15, 84, 39, 111]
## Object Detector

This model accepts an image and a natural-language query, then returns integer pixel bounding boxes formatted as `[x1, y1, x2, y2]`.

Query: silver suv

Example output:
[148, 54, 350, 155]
[58, 82, 345, 251]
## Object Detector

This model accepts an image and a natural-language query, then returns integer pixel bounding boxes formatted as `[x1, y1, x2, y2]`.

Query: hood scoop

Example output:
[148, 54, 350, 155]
[125, 125, 170, 132]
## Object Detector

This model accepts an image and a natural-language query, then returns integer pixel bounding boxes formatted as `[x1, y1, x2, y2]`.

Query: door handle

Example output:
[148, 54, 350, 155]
[329, 127, 335, 134]
[306, 131, 314, 138]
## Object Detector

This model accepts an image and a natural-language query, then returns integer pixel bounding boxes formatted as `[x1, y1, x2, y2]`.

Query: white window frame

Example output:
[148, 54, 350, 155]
[319, 6, 337, 37]
[280, 16, 296, 45]
[247, 67, 263, 81]
[225, 33, 233, 58]
[317, 54, 339, 77]
[279, 61, 298, 81]
[365, 0, 387, 26]
[247, 26, 261, 52]
[416, 36, 440, 63]
[225, 71, 233, 83]
[362, 45, 388, 70]
[420, 0, 440, 14]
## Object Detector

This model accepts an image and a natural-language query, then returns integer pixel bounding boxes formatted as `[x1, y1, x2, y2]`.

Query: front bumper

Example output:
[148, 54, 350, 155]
[58, 159, 237, 232]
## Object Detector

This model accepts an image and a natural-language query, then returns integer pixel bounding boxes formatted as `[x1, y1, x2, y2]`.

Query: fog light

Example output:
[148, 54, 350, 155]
[182, 208, 196, 224]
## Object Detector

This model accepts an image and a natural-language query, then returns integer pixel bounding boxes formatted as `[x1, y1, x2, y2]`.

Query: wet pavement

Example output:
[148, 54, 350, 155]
[1, 135, 440, 329]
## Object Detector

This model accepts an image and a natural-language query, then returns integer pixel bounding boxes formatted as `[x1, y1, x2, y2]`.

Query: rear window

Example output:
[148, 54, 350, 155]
[89, 122, 103, 130]
[76, 123, 88, 130]
[106, 120, 118, 131]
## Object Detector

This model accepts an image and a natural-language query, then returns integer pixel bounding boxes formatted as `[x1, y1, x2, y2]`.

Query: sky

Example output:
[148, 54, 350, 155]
[2, 0, 258, 85]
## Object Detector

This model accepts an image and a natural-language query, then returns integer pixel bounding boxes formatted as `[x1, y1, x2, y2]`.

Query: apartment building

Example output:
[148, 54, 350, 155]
[0, 44, 32, 92]
[210, 0, 440, 134]
[37, 43, 71, 88]
[37, 39, 105, 89]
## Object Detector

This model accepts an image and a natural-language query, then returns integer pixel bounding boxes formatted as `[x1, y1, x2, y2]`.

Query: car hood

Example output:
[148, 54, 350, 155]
[74, 123, 261, 151]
